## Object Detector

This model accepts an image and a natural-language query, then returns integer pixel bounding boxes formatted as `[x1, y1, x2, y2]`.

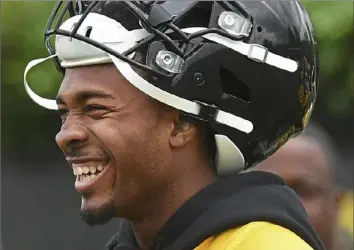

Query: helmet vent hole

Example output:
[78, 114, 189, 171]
[85, 26, 93, 38]
[220, 66, 250, 103]
[257, 26, 262, 32]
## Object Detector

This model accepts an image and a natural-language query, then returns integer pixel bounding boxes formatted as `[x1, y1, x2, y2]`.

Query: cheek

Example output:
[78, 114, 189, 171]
[95, 118, 172, 185]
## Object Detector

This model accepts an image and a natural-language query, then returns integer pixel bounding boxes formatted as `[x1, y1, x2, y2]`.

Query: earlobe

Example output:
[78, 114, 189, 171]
[169, 120, 197, 148]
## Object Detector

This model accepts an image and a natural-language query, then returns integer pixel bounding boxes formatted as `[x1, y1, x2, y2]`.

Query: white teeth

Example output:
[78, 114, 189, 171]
[77, 167, 83, 175]
[76, 171, 103, 183]
[83, 167, 90, 174]
[72, 164, 106, 179]
[89, 166, 97, 174]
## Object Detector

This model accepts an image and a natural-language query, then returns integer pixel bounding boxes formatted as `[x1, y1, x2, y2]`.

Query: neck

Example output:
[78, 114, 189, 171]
[131, 160, 216, 249]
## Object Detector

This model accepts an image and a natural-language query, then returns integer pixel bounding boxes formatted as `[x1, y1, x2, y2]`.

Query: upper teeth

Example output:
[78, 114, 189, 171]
[73, 164, 104, 176]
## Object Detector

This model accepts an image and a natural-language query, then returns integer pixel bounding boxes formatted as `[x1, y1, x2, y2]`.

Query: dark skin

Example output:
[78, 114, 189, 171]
[253, 137, 343, 250]
[55, 64, 217, 249]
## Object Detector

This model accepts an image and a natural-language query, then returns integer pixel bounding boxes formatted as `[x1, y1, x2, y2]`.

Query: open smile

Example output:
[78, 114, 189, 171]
[72, 161, 110, 193]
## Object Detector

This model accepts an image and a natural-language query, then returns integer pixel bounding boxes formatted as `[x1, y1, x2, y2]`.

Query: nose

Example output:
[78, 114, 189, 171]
[55, 116, 89, 152]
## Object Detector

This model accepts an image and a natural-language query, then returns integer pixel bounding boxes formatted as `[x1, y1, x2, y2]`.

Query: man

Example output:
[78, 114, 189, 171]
[24, 1, 324, 249]
[254, 124, 353, 250]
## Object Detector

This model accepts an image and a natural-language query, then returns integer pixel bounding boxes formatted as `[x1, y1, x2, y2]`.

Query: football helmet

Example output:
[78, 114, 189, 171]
[24, 1, 319, 175]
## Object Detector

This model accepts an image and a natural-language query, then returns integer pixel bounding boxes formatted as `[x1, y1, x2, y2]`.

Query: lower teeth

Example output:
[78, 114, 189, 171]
[78, 170, 102, 182]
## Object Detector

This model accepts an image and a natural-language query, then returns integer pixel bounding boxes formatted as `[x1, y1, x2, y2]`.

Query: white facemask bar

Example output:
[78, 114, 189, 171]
[24, 52, 254, 134]
[24, 13, 255, 133]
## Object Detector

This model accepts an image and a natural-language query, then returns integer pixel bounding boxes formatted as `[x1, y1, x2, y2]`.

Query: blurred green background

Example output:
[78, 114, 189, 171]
[0, 1, 353, 249]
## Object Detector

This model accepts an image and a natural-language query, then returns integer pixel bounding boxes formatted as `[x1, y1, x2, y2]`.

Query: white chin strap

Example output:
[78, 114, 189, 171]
[23, 13, 299, 174]
[23, 52, 247, 175]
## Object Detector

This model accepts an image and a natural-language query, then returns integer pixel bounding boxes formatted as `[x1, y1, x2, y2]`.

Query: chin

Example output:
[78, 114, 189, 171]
[79, 198, 116, 226]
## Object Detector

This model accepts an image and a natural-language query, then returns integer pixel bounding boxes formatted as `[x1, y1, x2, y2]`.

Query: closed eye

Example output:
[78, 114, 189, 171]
[85, 104, 107, 112]
[84, 104, 110, 119]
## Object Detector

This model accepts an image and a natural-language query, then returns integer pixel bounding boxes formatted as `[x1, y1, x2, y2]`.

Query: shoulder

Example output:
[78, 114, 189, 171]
[195, 221, 313, 250]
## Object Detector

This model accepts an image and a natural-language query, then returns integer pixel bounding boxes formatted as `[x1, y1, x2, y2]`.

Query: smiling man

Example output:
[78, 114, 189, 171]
[55, 64, 205, 228]
[25, 1, 324, 250]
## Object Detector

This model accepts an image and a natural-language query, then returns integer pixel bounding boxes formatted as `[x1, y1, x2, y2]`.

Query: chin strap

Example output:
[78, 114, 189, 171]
[215, 134, 245, 175]
[24, 54, 59, 110]
[24, 53, 247, 173]
[24, 51, 254, 135]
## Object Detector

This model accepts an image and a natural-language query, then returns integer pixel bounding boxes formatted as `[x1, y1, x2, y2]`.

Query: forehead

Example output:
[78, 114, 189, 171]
[257, 138, 329, 180]
[57, 64, 142, 103]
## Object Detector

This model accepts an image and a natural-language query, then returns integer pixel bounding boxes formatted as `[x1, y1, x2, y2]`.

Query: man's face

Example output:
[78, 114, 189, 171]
[55, 64, 174, 225]
[255, 137, 340, 249]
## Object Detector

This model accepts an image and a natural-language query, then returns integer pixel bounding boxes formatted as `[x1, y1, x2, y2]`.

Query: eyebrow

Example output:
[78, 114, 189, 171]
[56, 90, 115, 105]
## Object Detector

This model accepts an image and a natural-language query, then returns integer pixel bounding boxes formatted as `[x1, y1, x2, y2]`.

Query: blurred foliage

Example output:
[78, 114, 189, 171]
[1, 1, 353, 160]
[302, 1, 354, 117]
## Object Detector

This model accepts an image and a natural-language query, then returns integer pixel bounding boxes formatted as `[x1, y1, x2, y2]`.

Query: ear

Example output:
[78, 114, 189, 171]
[169, 113, 198, 148]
